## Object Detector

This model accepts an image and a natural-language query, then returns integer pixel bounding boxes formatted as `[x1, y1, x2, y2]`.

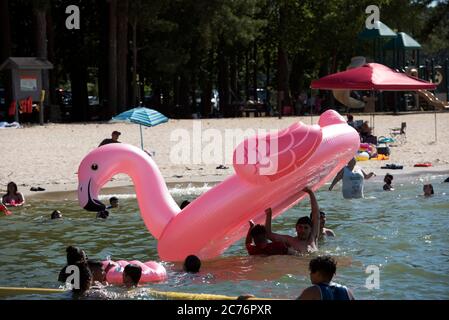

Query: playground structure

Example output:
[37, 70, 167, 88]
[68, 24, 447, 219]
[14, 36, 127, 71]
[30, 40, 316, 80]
[331, 21, 449, 113]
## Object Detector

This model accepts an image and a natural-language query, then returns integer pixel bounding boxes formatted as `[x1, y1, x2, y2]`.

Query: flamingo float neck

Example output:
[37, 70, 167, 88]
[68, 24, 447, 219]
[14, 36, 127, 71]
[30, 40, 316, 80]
[78, 145, 179, 239]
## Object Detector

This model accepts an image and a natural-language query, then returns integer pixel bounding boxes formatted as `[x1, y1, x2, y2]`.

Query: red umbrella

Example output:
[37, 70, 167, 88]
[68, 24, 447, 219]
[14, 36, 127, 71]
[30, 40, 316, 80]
[311, 63, 436, 91]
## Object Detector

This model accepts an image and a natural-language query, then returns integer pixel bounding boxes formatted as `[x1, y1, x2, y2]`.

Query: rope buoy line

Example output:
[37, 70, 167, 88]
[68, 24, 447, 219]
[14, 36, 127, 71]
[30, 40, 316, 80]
[0, 286, 273, 300]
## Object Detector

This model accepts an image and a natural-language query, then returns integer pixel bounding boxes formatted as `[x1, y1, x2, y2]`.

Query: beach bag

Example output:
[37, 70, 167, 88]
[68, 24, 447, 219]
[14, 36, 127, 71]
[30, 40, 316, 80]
[377, 143, 390, 156]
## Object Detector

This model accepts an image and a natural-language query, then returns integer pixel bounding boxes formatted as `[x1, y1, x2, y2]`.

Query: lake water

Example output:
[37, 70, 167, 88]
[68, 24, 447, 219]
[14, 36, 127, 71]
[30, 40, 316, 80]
[1, 173, 448, 300]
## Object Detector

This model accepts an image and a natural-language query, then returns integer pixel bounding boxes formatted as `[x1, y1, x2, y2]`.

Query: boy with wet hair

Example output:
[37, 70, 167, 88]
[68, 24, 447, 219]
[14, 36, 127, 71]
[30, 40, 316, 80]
[183, 255, 201, 273]
[265, 187, 320, 253]
[107, 197, 119, 209]
[123, 264, 142, 287]
[309, 211, 335, 239]
[297, 256, 355, 300]
[245, 221, 288, 255]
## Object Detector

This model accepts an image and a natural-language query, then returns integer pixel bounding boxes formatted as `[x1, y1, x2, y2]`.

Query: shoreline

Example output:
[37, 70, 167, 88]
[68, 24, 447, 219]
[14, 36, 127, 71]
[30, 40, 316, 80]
[24, 165, 449, 202]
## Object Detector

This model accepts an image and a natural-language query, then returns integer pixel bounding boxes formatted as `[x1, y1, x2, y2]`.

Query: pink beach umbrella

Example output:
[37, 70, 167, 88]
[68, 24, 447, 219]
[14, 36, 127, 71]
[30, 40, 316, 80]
[311, 63, 437, 91]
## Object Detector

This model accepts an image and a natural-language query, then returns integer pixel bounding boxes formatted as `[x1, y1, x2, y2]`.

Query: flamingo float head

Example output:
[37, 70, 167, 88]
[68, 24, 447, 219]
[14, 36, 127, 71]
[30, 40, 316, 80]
[78, 143, 179, 239]
[77, 144, 127, 211]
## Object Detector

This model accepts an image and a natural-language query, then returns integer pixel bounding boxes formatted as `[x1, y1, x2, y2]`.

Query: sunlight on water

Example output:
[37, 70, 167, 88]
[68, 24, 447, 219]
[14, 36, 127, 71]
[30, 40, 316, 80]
[1, 174, 448, 300]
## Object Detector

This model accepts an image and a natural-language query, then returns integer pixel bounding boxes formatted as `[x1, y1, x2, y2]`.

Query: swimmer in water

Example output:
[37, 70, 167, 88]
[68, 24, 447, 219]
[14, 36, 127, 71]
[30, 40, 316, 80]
[107, 197, 119, 209]
[123, 264, 142, 288]
[51, 210, 63, 219]
[423, 184, 434, 197]
[310, 211, 335, 239]
[297, 256, 355, 300]
[183, 255, 201, 273]
[383, 174, 394, 191]
[1, 182, 25, 207]
[265, 187, 320, 254]
[245, 220, 288, 255]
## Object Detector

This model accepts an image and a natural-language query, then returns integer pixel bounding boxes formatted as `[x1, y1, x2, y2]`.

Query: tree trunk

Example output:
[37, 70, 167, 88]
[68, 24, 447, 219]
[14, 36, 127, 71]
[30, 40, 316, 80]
[46, 10, 57, 107]
[108, 0, 118, 117]
[130, 20, 138, 107]
[0, 0, 12, 109]
[217, 39, 230, 116]
[265, 50, 270, 106]
[230, 50, 237, 103]
[245, 49, 250, 100]
[98, 0, 109, 119]
[0, 0, 11, 61]
[277, 6, 291, 114]
[70, 65, 89, 122]
[34, 7, 49, 124]
[116, 0, 128, 112]
[179, 72, 190, 115]
[253, 42, 258, 101]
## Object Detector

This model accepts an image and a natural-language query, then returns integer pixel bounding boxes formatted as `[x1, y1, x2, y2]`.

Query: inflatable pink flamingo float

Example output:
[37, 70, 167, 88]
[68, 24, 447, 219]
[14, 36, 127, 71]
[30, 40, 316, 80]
[78, 110, 359, 261]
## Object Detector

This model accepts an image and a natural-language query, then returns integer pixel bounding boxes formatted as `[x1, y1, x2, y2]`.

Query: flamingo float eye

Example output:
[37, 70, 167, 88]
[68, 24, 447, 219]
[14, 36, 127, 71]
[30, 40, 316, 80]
[91, 163, 98, 171]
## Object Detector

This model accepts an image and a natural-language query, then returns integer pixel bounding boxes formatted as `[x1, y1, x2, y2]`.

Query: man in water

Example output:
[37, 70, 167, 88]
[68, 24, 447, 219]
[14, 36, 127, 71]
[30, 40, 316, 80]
[245, 221, 288, 255]
[265, 187, 320, 254]
[98, 131, 121, 147]
[328, 158, 375, 199]
[297, 256, 355, 300]
[310, 211, 335, 239]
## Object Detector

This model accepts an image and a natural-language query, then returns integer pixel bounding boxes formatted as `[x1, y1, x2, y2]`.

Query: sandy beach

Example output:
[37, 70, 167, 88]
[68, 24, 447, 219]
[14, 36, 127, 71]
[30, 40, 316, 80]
[1, 112, 449, 198]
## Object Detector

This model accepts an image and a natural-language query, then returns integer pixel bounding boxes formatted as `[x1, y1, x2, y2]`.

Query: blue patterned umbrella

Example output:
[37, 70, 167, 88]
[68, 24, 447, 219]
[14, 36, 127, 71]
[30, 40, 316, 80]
[112, 107, 168, 149]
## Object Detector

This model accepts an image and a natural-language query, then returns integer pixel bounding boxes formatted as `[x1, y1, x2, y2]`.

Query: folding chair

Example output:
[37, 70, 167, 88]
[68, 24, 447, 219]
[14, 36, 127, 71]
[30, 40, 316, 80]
[389, 122, 406, 144]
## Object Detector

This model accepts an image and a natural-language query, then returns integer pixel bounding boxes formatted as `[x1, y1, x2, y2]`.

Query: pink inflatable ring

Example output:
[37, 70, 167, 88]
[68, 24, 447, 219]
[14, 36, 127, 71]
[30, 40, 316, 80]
[102, 260, 167, 284]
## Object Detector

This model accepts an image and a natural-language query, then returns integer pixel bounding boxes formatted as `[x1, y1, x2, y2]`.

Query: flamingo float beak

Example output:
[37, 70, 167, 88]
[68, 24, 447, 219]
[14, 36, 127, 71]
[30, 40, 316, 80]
[80, 179, 106, 212]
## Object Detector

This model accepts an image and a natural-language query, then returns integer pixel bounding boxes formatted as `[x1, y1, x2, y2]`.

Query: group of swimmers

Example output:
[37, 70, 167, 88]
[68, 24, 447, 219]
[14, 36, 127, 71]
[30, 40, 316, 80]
[49, 197, 119, 220]
[383, 173, 434, 197]
[58, 245, 202, 297]
[241, 187, 352, 300]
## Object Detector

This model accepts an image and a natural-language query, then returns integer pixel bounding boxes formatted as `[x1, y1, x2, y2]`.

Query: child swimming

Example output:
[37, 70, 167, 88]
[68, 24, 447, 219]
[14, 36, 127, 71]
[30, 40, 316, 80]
[383, 174, 394, 191]
[245, 220, 288, 255]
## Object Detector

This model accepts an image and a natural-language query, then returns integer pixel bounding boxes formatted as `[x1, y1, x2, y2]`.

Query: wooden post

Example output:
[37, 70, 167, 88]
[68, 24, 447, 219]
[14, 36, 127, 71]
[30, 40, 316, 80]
[39, 90, 45, 125]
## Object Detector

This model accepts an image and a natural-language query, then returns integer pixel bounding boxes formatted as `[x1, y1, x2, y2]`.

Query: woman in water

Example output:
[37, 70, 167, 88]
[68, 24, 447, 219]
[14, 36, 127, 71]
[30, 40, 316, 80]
[1, 182, 25, 207]
[423, 184, 434, 197]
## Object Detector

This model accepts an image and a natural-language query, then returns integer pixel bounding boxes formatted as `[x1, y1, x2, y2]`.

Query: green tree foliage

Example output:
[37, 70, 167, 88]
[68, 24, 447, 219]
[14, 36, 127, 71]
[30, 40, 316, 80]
[1, 0, 447, 121]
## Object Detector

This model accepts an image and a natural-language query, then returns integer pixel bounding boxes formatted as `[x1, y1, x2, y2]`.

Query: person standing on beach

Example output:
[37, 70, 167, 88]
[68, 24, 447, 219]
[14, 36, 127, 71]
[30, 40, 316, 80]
[328, 158, 375, 199]
[265, 187, 320, 254]
[98, 131, 121, 147]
